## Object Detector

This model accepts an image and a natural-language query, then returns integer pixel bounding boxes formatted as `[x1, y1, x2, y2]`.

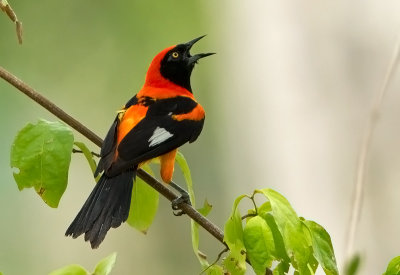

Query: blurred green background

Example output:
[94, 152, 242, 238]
[2, 1, 400, 274]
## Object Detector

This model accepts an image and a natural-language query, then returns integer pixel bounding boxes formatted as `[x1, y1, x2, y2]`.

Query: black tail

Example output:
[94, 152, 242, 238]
[65, 169, 136, 248]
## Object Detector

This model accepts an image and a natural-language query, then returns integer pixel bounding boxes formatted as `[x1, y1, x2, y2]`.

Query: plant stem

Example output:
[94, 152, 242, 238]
[0, 65, 225, 244]
[346, 36, 400, 258]
[0, 0, 23, 44]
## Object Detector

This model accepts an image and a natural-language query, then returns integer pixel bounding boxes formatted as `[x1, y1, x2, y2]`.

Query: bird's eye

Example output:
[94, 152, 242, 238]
[171, 52, 179, 58]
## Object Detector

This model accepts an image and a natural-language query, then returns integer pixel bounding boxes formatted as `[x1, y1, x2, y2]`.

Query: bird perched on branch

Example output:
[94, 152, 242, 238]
[65, 36, 214, 248]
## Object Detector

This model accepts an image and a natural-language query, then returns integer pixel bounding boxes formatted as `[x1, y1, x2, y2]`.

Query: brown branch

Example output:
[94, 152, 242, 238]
[0, 65, 224, 244]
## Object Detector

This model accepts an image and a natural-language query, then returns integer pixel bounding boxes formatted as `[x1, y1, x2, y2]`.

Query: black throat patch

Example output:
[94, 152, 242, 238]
[160, 46, 194, 92]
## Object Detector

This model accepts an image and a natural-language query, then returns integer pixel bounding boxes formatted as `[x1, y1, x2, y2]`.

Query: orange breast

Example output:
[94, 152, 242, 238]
[117, 104, 148, 144]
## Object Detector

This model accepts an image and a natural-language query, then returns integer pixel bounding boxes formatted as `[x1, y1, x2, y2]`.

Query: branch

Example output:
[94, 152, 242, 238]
[345, 35, 400, 258]
[0, 65, 224, 244]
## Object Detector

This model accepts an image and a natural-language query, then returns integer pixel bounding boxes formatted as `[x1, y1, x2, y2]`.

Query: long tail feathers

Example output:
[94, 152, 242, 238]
[65, 169, 135, 248]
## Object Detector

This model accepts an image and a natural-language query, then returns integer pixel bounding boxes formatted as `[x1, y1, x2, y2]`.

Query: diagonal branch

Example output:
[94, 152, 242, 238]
[0, 65, 224, 244]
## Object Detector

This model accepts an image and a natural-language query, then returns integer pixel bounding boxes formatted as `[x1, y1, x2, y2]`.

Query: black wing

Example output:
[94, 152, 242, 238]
[94, 96, 139, 176]
[105, 97, 204, 177]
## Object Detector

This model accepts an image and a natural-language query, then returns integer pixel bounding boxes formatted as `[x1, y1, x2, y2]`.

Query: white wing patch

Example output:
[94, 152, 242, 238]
[148, 127, 173, 147]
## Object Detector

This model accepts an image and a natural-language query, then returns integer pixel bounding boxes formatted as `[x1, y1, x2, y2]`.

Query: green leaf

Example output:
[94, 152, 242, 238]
[198, 199, 212, 217]
[193, 199, 213, 268]
[48, 253, 117, 275]
[303, 220, 338, 275]
[262, 213, 290, 263]
[10, 119, 74, 208]
[383, 256, 400, 275]
[223, 247, 246, 275]
[273, 262, 290, 275]
[223, 195, 247, 275]
[256, 189, 313, 274]
[344, 254, 361, 275]
[175, 151, 196, 205]
[243, 216, 275, 274]
[258, 201, 272, 215]
[206, 265, 224, 275]
[127, 164, 159, 233]
[246, 209, 256, 223]
[307, 254, 319, 274]
[48, 264, 88, 275]
[73, 141, 99, 182]
[93, 252, 117, 275]
[246, 201, 271, 223]
[224, 195, 246, 248]
[176, 151, 212, 268]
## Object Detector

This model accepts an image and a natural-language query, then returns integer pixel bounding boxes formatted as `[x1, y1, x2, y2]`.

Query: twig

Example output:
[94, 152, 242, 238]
[200, 247, 229, 275]
[0, 0, 23, 44]
[345, 35, 400, 258]
[72, 148, 101, 158]
[241, 213, 257, 220]
[0, 65, 225, 244]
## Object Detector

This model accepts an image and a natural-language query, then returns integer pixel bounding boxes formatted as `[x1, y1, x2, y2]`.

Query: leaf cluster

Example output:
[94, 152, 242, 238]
[220, 189, 339, 275]
[49, 252, 117, 275]
[8, 119, 400, 275]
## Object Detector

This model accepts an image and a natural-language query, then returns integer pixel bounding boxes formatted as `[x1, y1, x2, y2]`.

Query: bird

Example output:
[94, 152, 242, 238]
[65, 35, 214, 248]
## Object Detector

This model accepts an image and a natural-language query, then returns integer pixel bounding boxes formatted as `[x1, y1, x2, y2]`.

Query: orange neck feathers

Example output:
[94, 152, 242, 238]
[140, 46, 193, 99]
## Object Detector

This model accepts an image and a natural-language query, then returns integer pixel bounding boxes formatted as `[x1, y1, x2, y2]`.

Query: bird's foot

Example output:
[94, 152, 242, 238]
[171, 192, 191, 216]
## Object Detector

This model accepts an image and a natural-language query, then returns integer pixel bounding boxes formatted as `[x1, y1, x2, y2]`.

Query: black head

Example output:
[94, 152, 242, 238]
[160, 35, 215, 92]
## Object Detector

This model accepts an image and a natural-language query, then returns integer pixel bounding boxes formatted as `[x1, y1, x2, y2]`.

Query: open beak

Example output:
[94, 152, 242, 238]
[184, 35, 216, 65]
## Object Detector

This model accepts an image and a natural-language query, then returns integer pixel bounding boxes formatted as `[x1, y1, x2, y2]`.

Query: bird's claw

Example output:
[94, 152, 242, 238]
[171, 193, 191, 216]
[173, 209, 184, 216]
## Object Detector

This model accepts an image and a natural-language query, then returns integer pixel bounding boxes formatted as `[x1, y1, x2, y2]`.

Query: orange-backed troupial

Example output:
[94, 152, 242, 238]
[65, 36, 214, 248]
